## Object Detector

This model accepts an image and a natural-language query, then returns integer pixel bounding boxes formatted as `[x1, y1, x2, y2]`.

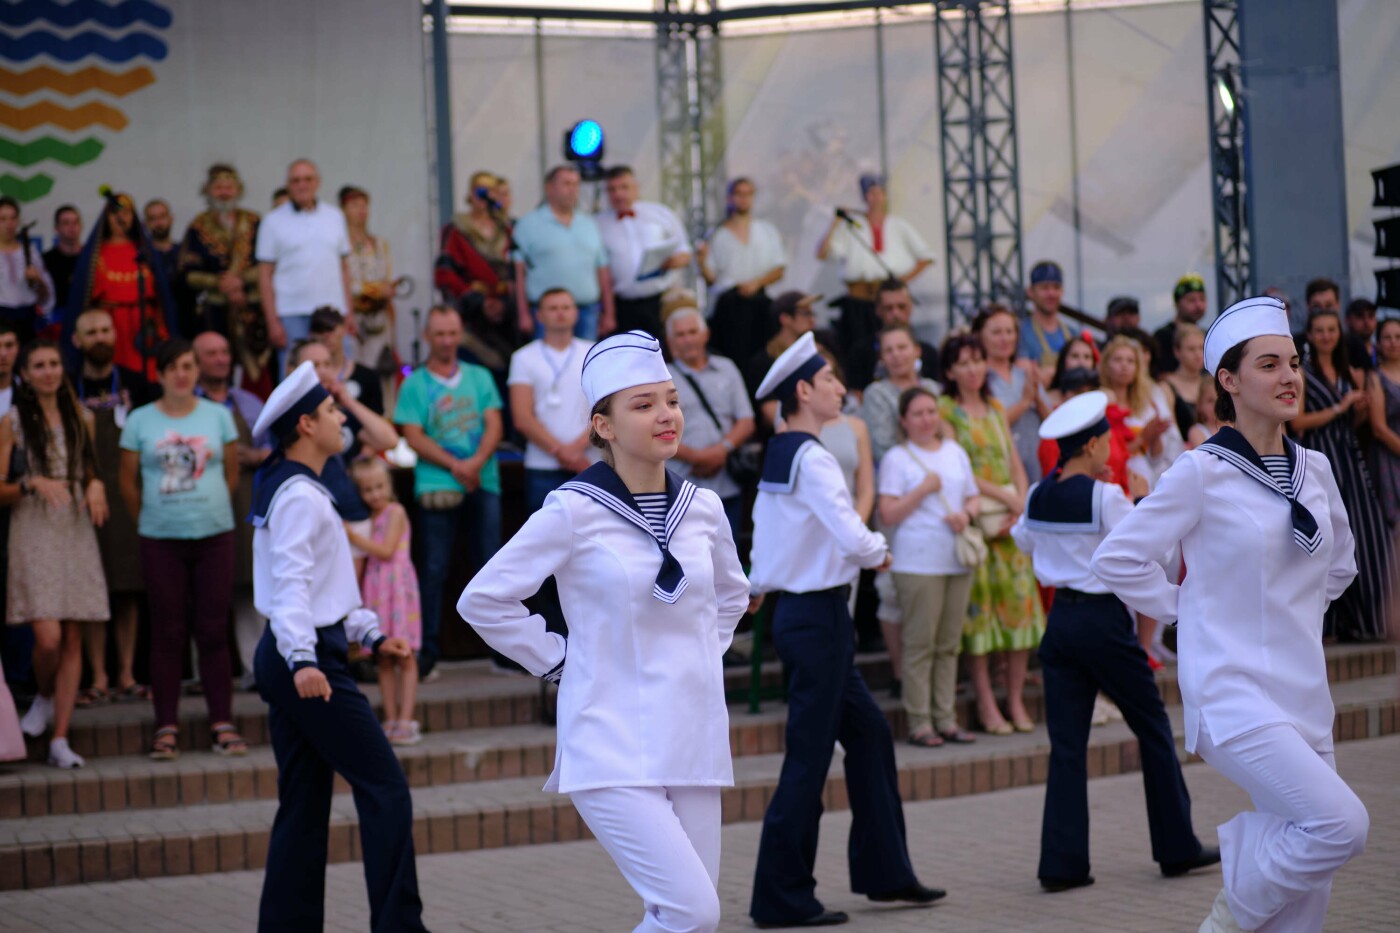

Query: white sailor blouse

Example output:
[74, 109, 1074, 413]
[457, 462, 751, 794]
[749, 432, 888, 595]
[1091, 428, 1357, 753]
[251, 462, 383, 669]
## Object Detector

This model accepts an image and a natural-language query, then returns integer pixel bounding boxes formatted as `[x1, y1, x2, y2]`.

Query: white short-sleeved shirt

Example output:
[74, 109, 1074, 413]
[827, 214, 932, 283]
[706, 220, 784, 307]
[878, 441, 978, 576]
[254, 201, 351, 316]
[507, 338, 597, 471]
[595, 201, 691, 299]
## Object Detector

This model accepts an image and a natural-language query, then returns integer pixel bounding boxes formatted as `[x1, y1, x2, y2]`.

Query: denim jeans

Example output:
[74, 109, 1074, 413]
[532, 301, 601, 341]
[415, 489, 501, 668]
[277, 313, 313, 377]
[524, 468, 576, 513]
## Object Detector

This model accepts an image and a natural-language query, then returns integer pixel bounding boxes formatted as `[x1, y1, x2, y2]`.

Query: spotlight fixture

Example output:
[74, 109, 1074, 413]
[564, 119, 606, 180]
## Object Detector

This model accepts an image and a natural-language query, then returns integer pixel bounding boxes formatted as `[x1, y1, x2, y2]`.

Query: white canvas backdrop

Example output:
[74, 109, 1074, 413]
[449, 0, 1400, 335]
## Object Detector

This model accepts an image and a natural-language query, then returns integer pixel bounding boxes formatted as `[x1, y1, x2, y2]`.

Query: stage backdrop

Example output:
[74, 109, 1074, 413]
[449, 0, 1400, 336]
[0, 0, 434, 355]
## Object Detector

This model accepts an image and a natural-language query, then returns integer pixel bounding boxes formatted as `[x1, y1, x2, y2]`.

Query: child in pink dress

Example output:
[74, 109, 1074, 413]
[347, 458, 423, 746]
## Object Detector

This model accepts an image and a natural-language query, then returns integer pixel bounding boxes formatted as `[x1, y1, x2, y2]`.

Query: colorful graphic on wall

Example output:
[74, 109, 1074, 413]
[0, 0, 172, 202]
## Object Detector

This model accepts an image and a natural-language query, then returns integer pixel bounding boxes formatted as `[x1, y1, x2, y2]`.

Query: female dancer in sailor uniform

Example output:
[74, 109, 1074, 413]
[457, 331, 751, 933]
[748, 332, 944, 929]
[249, 361, 426, 933]
[1011, 391, 1216, 892]
[1092, 297, 1366, 933]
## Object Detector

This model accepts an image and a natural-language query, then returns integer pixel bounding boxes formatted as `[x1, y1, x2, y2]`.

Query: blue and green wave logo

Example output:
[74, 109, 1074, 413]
[0, 0, 172, 202]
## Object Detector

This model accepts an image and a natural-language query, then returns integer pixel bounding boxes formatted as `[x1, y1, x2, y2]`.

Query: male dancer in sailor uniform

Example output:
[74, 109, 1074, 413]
[748, 332, 944, 929]
[1011, 390, 1217, 892]
[459, 331, 752, 933]
[1093, 297, 1366, 933]
[250, 361, 426, 933]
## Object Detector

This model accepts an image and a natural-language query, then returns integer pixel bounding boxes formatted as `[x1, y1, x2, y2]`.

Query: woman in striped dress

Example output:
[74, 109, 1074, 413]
[1290, 308, 1392, 640]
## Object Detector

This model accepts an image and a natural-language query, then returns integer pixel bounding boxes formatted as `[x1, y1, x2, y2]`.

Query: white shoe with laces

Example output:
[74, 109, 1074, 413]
[47, 737, 85, 770]
[20, 694, 53, 738]
[1198, 888, 1249, 933]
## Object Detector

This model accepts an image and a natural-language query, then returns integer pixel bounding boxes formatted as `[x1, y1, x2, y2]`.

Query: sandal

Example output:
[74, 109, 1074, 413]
[907, 730, 945, 748]
[149, 726, 180, 761]
[76, 687, 113, 708]
[938, 728, 977, 744]
[211, 723, 249, 757]
[117, 683, 151, 703]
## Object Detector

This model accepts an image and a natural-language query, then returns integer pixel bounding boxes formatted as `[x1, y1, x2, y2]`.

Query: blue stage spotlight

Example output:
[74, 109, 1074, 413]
[564, 119, 606, 180]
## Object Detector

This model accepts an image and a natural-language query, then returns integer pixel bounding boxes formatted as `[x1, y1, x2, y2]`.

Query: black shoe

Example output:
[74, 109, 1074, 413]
[1161, 845, 1221, 877]
[754, 910, 849, 929]
[868, 883, 946, 904]
[417, 656, 436, 682]
[889, 679, 902, 700]
[1040, 875, 1095, 893]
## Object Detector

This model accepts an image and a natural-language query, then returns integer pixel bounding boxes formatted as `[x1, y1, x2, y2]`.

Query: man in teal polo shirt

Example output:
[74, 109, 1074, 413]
[512, 165, 615, 340]
[394, 304, 503, 678]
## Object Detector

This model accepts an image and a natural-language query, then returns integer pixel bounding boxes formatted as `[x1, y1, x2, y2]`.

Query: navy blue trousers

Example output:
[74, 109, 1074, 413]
[255, 624, 427, 932]
[1037, 591, 1202, 882]
[750, 588, 917, 924]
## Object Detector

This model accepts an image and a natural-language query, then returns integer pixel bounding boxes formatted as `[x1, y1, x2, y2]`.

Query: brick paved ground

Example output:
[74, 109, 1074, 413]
[0, 735, 1394, 932]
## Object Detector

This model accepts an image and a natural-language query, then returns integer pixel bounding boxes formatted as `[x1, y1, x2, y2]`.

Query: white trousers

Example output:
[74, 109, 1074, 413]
[1197, 722, 1368, 932]
[570, 785, 722, 933]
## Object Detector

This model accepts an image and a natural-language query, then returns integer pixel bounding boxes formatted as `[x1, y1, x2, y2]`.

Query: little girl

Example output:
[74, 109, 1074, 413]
[1186, 374, 1222, 449]
[347, 458, 423, 746]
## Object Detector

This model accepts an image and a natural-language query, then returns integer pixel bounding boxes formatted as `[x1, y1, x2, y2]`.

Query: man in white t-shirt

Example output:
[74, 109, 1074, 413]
[506, 287, 597, 512]
[255, 159, 353, 363]
[595, 165, 691, 340]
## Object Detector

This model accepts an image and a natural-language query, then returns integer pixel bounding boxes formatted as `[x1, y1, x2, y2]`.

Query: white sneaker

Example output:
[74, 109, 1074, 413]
[1198, 888, 1248, 933]
[47, 737, 85, 770]
[20, 695, 53, 738]
[391, 720, 422, 746]
[1090, 695, 1111, 727]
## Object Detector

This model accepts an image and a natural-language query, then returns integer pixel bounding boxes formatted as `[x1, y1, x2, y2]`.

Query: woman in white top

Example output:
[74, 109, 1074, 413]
[697, 177, 785, 365]
[0, 196, 55, 345]
[877, 386, 980, 747]
[1092, 297, 1366, 933]
[458, 331, 751, 933]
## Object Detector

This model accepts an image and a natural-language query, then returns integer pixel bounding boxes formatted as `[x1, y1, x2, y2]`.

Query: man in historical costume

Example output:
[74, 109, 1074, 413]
[177, 165, 273, 398]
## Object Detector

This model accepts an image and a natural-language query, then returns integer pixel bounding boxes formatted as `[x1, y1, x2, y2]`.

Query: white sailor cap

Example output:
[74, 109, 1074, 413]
[581, 330, 673, 408]
[1039, 389, 1110, 458]
[1204, 296, 1291, 374]
[755, 331, 827, 401]
[252, 360, 331, 444]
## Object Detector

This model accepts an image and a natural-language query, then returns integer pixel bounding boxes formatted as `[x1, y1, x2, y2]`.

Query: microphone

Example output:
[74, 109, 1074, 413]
[834, 207, 861, 228]
[474, 186, 503, 212]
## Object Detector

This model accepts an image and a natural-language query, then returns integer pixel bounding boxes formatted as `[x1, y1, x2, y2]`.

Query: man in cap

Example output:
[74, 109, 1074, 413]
[1011, 391, 1217, 893]
[1153, 275, 1208, 374]
[747, 332, 945, 928]
[1103, 296, 1141, 343]
[1019, 260, 1079, 381]
[249, 361, 425, 932]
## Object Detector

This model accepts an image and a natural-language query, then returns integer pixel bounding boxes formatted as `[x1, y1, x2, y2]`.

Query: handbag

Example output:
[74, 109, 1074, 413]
[904, 443, 987, 569]
[678, 369, 763, 485]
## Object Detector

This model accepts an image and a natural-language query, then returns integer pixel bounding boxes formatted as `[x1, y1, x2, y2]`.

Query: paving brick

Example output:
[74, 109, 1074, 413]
[0, 846, 20, 891]
[0, 784, 20, 819]
[245, 829, 270, 871]
[504, 809, 530, 847]
[22, 847, 52, 888]
[217, 831, 247, 872]
[135, 835, 164, 878]
[454, 812, 481, 850]
[163, 835, 191, 876]
[48, 776, 75, 815]
[79, 840, 107, 883]
[107, 838, 135, 881]
[429, 814, 455, 854]
[480, 809, 505, 849]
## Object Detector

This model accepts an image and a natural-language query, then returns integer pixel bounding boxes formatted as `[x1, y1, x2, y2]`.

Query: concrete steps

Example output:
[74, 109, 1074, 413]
[0, 645, 1393, 891]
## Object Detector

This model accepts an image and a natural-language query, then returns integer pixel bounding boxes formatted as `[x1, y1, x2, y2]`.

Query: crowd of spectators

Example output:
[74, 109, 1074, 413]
[0, 157, 1394, 772]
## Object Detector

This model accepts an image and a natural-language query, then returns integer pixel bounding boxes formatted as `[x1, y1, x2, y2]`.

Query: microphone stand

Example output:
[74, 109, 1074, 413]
[830, 210, 919, 309]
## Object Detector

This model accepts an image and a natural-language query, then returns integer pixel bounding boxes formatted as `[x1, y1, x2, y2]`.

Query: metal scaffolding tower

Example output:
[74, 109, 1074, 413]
[1204, 0, 1251, 307]
[934, 0, 1023, 325]
[656, 1, 727, 246]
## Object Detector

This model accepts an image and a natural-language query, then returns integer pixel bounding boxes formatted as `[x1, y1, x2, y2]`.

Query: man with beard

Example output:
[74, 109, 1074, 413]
[177, 164, 273, 398]
[42, 205, 83, 313]
[194, 330, 270, 690]
[1152, 275, 1207, 375]
[143, 200, 178, 281]
[71, 308, 149, 705]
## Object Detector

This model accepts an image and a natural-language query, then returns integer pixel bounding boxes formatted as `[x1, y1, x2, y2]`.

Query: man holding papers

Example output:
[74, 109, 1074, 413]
[597, 165, 692, 340]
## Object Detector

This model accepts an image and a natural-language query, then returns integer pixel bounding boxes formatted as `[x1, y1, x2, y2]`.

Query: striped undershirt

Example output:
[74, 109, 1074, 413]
[1260, 454, 1291, 493]
[634, 492, 669, 539]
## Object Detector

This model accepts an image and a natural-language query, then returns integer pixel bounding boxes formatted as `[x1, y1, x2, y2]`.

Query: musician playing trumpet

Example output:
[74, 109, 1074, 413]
[816, 173, 934, 349]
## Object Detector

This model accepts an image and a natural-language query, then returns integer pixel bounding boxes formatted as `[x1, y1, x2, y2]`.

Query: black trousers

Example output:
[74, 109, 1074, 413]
[750, 588, 917, 924]
[1037, 590, 1202, 882]
[255, 623, 427, 933]
[614, 294, 664, 340]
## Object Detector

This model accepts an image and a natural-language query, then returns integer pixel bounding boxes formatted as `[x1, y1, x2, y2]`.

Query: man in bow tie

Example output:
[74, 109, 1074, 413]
[596, 165, 692, 340]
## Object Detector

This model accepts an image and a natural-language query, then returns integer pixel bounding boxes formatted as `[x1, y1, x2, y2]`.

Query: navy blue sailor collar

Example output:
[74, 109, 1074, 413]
[559, 461, 698, 604]
[758, 431, 821, 495]
[1024, 470, 1102, 534]
[248, 457, 334, 528]
[1198, 425, 1321, 554]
